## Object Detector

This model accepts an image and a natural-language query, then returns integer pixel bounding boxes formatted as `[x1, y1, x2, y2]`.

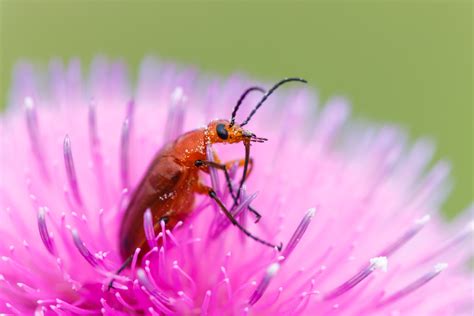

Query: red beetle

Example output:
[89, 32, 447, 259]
[112, 78, 307, 285]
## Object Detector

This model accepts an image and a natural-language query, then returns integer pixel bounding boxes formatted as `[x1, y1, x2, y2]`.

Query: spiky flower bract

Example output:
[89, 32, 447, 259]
[0, 57, 472, 315]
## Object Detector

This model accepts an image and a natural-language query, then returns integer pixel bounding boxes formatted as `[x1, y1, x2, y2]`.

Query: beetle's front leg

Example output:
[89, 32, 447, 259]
[209, 150, 254, 179]
[194, 159, 236, 200]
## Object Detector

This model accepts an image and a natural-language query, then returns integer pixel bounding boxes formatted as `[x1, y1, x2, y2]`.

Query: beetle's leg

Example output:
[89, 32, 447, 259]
[207, 142, 255, 218]
[221, 157, 261, 222]
[212, 152, 255, 179]
[107, 255, 133, 290]
[195, 159, 261, 222]
[215, 157, 256, 207]
[195, 159, 235, 198]
[247, 207, 262, 222]
[195, 182, 282, 251]
[108, 214, 171, 290]
[219, 158, 260, 221]
[224, 158, 254, 179]
[235, 140, 251, 209]
[196, 158, 254, 200]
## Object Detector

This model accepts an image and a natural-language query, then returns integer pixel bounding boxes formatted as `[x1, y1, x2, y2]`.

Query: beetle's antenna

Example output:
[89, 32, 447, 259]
[240, 78, 307, 127]
[230, 86, 265, 127]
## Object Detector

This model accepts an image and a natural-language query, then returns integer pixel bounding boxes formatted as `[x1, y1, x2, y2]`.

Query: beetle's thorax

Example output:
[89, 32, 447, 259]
[163, 119, 253, 167]
[164, 129, 208, 166]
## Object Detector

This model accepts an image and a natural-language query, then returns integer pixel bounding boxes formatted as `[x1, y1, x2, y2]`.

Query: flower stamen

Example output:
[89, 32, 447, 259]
[160, 219, 167, 248]
[248, 207, 317, 305]
[24, 97, 49, 180]
[418, 220, 473, 264]
[172, 262, 197, 296]
[115, 292, 136, 310]
[16, 282, 39, 295]
[5, 302, 21, 315]
[88, 99, 100, 156]
[37, 207, 57, 256]
[63, 135, 83, 206]
[206, 144, 221, 196]
[211, 190, 258, 238]
[56, 298, 99, 314]
[166, 229, 180, 246]
[130, 247, 141, 277]
[148, 306, 160, 316]
[282, 207, 317, 260]
[71, 229, 99, 268]
[137, 268, 172, 306]
[148, 295, 174, 315]
[164, 87, 186, 143]
[249, 262, 280, 305]
[378, 215, 430, 257]
[120, 100, 135, 190]
[377, 263, 448, 308]
[201, 290, 212, 316]
[144, 209, 156, 248]
[324, 256, 388, 300]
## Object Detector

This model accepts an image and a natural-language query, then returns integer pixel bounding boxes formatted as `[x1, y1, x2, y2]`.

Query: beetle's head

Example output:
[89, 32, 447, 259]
[205, 119, 267, 145]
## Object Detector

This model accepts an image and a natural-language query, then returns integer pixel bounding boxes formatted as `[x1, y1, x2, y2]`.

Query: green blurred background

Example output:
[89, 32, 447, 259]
[0, 1, 472, 217]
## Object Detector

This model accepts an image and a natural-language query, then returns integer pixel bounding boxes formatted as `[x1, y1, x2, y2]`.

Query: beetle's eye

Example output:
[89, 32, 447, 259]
[216, 123, 228, 140]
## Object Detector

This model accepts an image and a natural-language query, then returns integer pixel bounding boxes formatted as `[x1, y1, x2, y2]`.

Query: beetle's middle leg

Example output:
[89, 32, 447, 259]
[108, 215, 170, 291]
[195, 182, 281, 251]
[195, 159, 261, 222]
[107, 255, 133, 290]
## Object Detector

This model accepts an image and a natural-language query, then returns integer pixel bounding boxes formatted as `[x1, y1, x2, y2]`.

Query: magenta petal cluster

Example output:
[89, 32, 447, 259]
[0, 58, 472, 315]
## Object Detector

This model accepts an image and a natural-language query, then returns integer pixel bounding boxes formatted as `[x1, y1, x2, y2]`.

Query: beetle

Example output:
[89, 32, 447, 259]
[114, 78, 307, 283]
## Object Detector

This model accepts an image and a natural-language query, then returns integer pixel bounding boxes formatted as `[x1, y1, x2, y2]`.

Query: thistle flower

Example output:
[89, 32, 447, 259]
[0, 57, 472, 315]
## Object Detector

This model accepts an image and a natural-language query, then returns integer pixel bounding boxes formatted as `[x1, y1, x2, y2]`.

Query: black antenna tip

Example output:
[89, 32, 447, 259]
[285, 77, 308, 84]
[240, 77, 308, 127]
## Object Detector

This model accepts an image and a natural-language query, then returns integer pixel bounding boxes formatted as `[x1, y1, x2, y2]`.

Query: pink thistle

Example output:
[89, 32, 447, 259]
[0, 57, 472, 315]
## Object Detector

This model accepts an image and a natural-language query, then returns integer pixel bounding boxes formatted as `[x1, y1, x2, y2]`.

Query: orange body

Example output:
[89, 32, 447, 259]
[118, 78, 306, 261]
[119, 120, 251, 260]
